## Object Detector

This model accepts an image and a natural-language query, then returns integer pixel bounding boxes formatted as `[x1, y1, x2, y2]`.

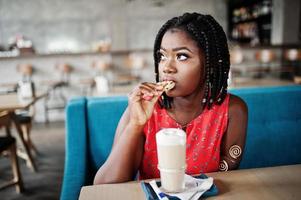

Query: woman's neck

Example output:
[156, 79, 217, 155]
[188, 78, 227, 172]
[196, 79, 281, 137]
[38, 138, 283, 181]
[167, 88, 205, 128]
[172, 85, 205, 110]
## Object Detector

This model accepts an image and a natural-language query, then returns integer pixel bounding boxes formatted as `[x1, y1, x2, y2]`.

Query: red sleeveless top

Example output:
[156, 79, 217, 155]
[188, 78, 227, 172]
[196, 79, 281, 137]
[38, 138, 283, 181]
[139, 94, 230, 179]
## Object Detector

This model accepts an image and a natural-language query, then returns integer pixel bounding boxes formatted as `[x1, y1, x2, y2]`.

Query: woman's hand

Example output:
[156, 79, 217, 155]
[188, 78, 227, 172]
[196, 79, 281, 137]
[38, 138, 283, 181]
[127, 82, 165, 127]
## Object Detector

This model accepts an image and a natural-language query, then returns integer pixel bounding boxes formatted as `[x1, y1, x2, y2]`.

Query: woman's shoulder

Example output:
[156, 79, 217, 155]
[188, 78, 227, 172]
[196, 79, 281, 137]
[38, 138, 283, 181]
[228, 94, 248, 118]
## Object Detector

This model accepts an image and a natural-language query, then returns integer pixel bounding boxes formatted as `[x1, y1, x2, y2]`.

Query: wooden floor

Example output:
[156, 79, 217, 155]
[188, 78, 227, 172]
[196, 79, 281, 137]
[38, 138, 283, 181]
[0, 122, 65, 200]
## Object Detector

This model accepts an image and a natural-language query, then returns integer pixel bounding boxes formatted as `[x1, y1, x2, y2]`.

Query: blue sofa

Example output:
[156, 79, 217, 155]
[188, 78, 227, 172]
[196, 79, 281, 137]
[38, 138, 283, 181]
[60, 85, 301, 200]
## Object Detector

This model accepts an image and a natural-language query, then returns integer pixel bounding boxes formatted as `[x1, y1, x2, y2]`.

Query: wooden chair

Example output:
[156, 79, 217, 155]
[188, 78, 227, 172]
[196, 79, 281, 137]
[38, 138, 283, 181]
[43, 63, 73, 123]
[15, 111, 38, 157]
[92, 58, 114, 94]
[16, 63, 34, 82]
[79, 58, 115, 95]
[78, 78, 95, 96]
[16, 63, 38, 157]
[0, 111, 24, 193]
[79, 57, 112, 96]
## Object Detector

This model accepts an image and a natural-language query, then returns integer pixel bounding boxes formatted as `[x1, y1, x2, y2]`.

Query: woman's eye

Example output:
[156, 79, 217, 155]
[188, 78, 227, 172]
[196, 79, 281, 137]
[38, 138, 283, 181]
[177, 54, 188, 61]
[158, 53, 167, 61]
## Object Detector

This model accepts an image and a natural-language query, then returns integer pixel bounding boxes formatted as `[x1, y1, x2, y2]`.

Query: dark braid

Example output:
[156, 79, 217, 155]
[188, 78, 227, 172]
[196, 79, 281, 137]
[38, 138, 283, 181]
[205, 15, 230, 103]
[153, 12, 230, 109]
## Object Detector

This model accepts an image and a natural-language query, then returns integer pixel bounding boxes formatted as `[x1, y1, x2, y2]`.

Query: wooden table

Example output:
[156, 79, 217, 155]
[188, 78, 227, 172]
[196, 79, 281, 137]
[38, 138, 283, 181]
[0, 93, 46, 172]
[79, 164, 301, 200]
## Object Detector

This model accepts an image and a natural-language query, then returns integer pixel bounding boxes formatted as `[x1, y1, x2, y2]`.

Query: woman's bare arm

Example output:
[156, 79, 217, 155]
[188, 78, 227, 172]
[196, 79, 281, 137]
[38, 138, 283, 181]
[113, 107, 130, 146]
[93, 83, 165, 184]
[220, 94, 248, 171]
[93, 115, 145, 184]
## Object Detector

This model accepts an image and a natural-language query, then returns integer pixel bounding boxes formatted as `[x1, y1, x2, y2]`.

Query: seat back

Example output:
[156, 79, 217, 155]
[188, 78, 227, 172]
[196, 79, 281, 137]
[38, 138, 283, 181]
[86, 96, 128, 178]
[62, 85, 301, 200]
[231, 86, 301, 168]
[85, 86, 301, 173]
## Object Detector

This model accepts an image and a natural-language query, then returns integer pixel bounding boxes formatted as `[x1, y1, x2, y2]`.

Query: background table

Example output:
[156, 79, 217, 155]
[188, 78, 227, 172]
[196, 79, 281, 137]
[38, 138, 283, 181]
[79, 164, 301, 200]
[0, 93, 46, 112]
[0, 93, 46, 171]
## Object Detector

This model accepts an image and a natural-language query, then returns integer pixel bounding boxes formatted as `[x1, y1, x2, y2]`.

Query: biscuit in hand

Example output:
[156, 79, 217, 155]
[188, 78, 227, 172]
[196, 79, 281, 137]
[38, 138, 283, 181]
[158, 81, 175, 92]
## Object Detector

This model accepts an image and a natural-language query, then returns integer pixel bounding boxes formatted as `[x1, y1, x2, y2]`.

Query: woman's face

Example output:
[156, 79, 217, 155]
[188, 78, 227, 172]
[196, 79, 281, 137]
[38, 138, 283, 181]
[158, 28, 205, 97]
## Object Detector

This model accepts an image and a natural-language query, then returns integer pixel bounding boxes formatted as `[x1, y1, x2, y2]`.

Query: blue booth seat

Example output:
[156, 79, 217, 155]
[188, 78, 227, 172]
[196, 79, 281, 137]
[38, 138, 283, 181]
[60, 86, 301, 200]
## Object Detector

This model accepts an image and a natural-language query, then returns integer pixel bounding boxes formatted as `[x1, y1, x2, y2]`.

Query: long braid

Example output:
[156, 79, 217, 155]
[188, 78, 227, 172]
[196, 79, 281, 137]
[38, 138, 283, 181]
[186, 20, 211, 107]
[201, 15, 221, 107]
[205, 15, 230, 103]
[153, 12, 230, 109]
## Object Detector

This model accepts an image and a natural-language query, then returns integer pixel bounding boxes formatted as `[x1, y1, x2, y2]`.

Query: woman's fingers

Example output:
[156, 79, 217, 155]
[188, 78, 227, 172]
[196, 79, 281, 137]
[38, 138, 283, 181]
[135, 83, 162, 100]
[127, 82, 166, 126]
[128, 82, 165, 102]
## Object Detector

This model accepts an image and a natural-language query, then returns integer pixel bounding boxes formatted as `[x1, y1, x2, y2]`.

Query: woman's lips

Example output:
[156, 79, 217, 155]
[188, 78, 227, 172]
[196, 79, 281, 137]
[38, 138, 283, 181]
[162, 76, 176, 82]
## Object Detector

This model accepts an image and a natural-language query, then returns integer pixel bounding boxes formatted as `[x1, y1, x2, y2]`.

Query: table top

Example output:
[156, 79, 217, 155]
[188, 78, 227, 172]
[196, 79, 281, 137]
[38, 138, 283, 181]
[0, 93, 46, 112]
[79, 164, 301, 200]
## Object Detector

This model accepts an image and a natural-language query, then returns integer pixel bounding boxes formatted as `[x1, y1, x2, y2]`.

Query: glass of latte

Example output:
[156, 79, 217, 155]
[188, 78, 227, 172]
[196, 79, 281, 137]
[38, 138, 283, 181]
[156, 128, 186, 193]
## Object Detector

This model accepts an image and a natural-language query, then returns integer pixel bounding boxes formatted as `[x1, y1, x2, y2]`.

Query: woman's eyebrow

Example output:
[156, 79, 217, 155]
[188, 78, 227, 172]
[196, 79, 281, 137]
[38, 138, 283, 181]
[160, 46, 192, 53]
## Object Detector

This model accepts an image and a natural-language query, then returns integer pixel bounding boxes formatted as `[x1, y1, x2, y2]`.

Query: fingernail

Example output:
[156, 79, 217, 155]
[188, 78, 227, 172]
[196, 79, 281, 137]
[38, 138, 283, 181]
[143, 95, 152, 101]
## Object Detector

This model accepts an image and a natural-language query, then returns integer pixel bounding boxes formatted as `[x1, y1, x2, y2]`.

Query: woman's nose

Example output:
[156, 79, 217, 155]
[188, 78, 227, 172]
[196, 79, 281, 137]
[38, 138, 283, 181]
[162, 58, 176, 74]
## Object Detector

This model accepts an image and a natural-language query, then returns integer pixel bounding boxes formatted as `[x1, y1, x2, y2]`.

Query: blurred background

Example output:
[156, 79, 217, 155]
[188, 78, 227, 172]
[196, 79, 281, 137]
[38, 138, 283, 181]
[0, 0, 300, 199]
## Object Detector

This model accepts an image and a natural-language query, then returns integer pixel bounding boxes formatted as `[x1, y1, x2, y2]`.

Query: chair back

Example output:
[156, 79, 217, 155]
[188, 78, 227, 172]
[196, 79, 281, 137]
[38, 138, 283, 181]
[231, 86, 301, 168]
[86, 96, 127, 174]
[17, 63, 34, 81]
[62, 86, 301, 200]
[55, 63, 73, 83]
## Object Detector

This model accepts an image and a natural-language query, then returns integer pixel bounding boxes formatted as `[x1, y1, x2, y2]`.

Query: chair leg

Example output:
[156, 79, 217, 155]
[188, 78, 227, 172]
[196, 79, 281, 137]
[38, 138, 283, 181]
[21, 123, 38, 157]
[10, 142, 24, 193]
[44, 94, 50, 124]
[13, 117, 37, 172]
[5, 126, 11, 136]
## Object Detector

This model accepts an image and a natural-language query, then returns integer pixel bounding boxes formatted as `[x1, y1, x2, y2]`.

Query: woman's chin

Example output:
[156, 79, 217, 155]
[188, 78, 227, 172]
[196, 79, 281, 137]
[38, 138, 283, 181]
[165, 90, 176, 97]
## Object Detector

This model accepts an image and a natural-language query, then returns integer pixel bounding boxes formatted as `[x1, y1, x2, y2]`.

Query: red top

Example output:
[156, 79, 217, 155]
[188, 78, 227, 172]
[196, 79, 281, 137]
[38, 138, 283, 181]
[139, 94, 230, 179]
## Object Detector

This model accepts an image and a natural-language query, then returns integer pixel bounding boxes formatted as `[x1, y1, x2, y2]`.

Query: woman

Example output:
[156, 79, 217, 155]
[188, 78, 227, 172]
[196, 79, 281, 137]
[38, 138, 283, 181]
[94, 12, 248, 184]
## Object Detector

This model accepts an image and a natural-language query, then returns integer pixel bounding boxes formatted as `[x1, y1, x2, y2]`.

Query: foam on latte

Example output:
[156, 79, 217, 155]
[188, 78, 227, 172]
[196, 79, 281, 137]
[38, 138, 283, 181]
[156, 128, 186, 146]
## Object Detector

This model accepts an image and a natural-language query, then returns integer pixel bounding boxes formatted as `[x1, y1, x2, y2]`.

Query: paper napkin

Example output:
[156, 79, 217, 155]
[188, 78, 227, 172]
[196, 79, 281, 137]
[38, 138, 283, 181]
[141, 174, 218, 200]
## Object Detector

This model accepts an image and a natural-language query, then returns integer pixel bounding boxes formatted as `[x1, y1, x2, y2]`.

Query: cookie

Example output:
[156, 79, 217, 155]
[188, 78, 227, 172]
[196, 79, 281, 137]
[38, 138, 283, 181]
[158, 81, 175, 92]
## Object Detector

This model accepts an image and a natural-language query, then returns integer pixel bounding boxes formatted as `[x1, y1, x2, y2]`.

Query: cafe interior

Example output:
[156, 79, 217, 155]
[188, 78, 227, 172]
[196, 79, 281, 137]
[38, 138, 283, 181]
[0, 0, 300, 199]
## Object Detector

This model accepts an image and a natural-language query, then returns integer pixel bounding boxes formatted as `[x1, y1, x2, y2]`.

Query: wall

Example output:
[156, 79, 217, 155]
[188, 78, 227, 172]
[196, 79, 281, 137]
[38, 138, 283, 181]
[0, 0, 227, 53]
[282, 0, 301, 44]
[0, 0, 228, 122]
[272, 0, 301, 44]
[271, 0, 284, 44]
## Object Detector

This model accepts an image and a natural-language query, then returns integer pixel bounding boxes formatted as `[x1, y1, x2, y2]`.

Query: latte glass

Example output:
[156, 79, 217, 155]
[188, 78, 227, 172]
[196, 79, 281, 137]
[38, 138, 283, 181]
[156, 128, 186, 193]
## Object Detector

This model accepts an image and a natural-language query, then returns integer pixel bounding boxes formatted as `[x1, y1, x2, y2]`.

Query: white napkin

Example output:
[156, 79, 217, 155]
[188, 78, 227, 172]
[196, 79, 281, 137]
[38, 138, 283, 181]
[149, 174, 213, 200]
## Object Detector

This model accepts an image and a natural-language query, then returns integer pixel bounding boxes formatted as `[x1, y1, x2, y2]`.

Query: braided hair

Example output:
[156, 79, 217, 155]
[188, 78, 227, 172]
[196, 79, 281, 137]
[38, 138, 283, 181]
[154, 12, 230, 109]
